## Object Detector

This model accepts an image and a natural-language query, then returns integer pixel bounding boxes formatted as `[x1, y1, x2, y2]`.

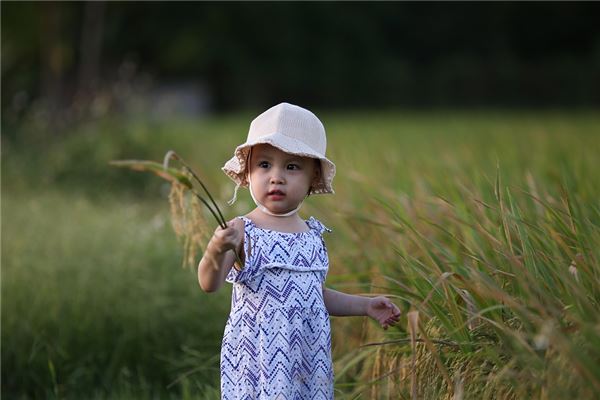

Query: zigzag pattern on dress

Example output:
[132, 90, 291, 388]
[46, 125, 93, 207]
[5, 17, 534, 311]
[221, 216, 334, 399]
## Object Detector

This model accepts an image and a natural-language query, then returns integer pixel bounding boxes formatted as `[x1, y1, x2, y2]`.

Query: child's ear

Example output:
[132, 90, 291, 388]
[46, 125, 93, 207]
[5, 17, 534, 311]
[311, 159, 322, 185]
[243, 165, 250, 183]
[307, 160, 321, 196]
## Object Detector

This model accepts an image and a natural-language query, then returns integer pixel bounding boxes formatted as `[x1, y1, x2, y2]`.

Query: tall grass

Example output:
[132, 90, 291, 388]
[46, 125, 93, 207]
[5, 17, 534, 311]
[321, 113, 600, 398]
[2, 190, 228, 398]
[348, 175, 600, 398]
[3, 110, 599, 398]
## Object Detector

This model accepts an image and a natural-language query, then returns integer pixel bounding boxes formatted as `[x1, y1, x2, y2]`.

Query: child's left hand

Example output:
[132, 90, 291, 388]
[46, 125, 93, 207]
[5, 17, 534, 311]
[367, 296, 402, 330]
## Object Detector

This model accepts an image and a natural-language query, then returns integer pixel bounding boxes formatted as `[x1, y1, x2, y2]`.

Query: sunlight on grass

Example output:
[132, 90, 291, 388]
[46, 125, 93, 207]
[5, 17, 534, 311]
[3, 110, 599, 398]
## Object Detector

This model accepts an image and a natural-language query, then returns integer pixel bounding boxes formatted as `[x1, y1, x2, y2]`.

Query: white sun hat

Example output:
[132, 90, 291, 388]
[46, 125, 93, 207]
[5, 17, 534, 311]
[222, 102, 336, 202]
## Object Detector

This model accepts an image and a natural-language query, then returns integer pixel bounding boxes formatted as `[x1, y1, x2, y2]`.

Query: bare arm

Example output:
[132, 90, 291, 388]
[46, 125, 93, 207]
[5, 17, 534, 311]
[197, 218, 244, 293]
[323, 287, 369, 316]
[323, 286, 402, 329]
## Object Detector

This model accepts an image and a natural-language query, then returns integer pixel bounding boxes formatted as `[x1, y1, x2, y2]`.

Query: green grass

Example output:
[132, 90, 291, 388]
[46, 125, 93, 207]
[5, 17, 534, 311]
[3, 110, 599, 398]
[2, 190, 228, 398]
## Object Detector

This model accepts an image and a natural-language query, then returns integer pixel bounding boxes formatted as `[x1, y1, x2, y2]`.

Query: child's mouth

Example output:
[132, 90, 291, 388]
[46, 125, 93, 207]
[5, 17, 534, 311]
[267, 190, 285, 200]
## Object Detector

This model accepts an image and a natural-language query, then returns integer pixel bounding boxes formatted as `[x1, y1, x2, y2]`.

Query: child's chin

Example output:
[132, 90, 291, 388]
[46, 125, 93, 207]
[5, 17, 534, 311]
[265, 204, 293, 214]
[269, 206, 291, 213]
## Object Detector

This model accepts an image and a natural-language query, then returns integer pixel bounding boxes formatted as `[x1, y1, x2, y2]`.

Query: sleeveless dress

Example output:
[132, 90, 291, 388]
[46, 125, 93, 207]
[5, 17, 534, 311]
[220, 216, 334, 399]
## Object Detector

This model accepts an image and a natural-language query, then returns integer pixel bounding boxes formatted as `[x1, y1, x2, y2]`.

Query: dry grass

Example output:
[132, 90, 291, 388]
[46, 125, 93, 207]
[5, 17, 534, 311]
[4, 110, 599, 398]
[332, 168, 599, 399]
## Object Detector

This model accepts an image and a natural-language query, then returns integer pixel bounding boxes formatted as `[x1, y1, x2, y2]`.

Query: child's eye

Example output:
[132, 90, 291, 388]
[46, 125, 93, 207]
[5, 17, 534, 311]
[287, 164, 300, 170]
[258, 161, 270, 168]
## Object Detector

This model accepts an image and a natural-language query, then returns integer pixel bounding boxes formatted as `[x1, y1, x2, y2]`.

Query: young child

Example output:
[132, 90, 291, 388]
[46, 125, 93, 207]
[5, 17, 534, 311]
[198, 102, 401, 399]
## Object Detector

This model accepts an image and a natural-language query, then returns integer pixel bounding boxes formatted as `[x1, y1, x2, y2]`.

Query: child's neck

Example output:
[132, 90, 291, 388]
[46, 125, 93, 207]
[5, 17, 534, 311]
[246, 208, 309, 233]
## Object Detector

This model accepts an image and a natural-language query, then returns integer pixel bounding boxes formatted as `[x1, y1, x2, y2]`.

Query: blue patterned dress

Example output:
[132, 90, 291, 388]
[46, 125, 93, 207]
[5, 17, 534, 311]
[221, 216, 334, 399]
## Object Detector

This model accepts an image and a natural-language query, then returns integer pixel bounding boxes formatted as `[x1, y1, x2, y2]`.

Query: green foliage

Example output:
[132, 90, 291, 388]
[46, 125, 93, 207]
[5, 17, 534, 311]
[323, 111, 599, 399]
[3, 2, 600, 111]
[2, 191, 228, 398]
[2, 110, 599, 398]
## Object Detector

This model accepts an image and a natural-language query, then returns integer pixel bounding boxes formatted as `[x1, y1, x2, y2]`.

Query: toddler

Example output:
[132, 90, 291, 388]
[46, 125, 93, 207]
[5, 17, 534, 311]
[198, 102, 401, 399]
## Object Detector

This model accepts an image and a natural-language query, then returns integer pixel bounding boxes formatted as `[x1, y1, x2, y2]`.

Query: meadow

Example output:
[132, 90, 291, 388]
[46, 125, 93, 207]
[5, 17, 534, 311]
[3, 110, 599, 399]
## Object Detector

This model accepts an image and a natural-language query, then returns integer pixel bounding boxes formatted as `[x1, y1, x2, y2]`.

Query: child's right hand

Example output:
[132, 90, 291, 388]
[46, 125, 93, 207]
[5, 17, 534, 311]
[208, 220, 243, 256]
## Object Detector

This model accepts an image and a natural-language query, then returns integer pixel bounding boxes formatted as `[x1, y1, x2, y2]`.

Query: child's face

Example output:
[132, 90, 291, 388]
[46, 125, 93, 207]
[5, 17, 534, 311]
[248, 144, 320, 215]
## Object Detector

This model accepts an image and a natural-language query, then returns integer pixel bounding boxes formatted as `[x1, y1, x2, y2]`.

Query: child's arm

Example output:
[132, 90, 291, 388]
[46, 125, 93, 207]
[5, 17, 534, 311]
[197, 218, 244, 293]
[323, 287, 401, 330]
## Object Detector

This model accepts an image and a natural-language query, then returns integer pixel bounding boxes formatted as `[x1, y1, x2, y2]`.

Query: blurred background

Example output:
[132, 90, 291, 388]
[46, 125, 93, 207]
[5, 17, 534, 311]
[3, 2, 600, 399]
[3, 1, 600, 128]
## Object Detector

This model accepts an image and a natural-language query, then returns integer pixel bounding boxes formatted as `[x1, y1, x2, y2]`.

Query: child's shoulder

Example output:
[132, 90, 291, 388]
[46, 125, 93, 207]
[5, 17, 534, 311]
[305, 216, 332, 235]
[237, 214, 331, 235]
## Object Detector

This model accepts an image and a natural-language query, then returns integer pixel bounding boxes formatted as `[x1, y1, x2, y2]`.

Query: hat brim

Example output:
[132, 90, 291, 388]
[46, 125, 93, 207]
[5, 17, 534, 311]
[222, 132, 335, 195]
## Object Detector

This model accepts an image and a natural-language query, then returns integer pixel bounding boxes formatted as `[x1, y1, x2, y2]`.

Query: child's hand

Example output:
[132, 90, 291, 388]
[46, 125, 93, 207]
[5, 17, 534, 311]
[366, 296, 401, 330]
[208, 220, 243, 256]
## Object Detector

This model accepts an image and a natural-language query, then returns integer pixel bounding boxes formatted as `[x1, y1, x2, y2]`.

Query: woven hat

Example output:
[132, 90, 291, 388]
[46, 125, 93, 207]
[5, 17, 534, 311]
[222, 102, 336, 196]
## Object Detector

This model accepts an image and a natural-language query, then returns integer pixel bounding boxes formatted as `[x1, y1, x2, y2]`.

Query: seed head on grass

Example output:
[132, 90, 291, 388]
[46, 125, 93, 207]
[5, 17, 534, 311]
[110, 150, 243, 270]
[168, 179, 208, 269]
[343, 166, 600, 398]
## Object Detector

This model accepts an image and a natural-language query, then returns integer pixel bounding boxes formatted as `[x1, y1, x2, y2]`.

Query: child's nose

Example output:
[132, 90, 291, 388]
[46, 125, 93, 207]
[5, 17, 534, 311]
[270, 175, 285, 184]
[269, 168, 285, 184]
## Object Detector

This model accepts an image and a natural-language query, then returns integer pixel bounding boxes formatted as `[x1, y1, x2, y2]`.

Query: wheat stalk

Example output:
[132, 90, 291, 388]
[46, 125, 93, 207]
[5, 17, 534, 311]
[109, 151, 244, 269]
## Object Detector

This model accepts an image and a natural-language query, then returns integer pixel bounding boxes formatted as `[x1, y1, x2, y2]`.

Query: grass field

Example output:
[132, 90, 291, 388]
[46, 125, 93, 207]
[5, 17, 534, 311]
[3, 110, 599, 398]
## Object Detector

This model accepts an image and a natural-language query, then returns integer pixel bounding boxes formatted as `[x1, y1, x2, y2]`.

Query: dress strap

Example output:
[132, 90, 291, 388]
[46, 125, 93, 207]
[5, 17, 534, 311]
[307, 216, 332, 235]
